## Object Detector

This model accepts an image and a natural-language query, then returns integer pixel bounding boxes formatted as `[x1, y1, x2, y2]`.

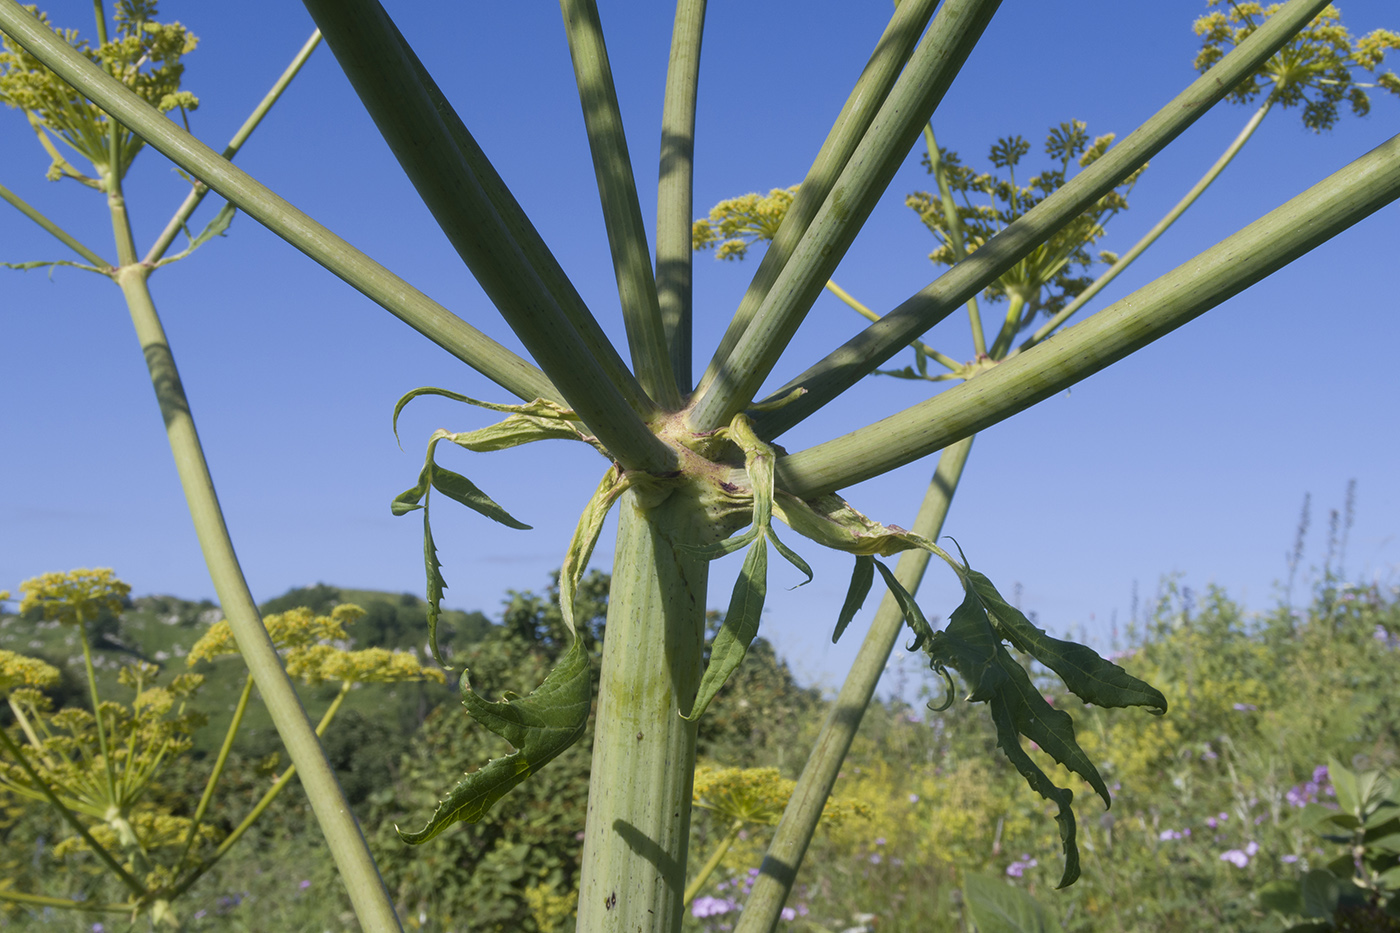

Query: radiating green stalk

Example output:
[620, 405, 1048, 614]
[75, 622, 119, 805]
[0, 887, 132, 913]
[0, 181, 110, 266]
[737, 436, 973, 933]
[0, 725, 143, 894]
[176, 673, 256, 866]
[167, 683, 351, 900]
[390, 18, 648, 414]
[561, 0, 679, 408]
[1021, 97, 1277, 352]
[656, 0, 706, 392]
[692, 0, 940, 406]
[823, 280, 955, 371]
[0, 0, 556, 407]
[114, 266, 402, 933]
[751, 0, 1330, 440]
[576, 490, 714, 933]
[145, 29, 323, 265]
[683, 818, 745, 905]
[689, 0, 1000, 431]
[775, 131, 1400, 497]
[300, 0, 673, 469]
[923, 124, 986, 357]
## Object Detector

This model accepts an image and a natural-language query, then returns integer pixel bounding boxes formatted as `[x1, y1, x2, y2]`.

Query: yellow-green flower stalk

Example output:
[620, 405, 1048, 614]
[0, 5, 401, 927]
[684, 765, 869, 905]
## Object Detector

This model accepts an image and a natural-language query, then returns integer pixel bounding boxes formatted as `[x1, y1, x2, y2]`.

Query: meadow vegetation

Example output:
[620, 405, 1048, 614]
[3, 530, 1397, 931]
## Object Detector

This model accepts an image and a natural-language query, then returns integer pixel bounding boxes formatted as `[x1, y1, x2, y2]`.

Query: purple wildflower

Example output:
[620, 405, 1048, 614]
[1220, 849, 1250, 868]
[692, 896, 738, 918]
[1006, 855, 1038, 878]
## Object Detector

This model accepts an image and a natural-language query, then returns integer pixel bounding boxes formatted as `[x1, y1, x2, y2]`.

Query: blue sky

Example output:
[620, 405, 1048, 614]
[2, 1, 1398, 690]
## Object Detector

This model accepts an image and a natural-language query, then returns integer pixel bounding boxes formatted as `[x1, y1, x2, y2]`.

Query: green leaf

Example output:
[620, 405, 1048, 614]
[1301, 869, 1341, 919]
[965, 569, 1167, 716]
[874, 560, 1106, 886]
[683, 535, 768, 721]
[397, 636, 591, 843]
[962, 870, 1064, 933]
[767, 526, 813, 587]
[440, 415, 591, 453]
[833, 556, 874, 643]
[1259, 879, 1305, 916]
[429, 463, 531, 530]
[560, 468, 629, 638]
[870, 558, 937, 647]
[1331, 757, 1361, 816]
[421, 497, 449, 668]
[1365, 831, 1400, 855]
[1, 259, 105, 274]
[924, 589, 1092, 886]
[155, 202, 236, 266]
[391, 386, 584, 449]
[393, 436, 528, 666]
[679, 526, 761, 560]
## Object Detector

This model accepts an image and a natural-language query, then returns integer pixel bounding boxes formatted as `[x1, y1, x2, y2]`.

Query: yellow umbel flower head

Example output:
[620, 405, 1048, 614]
[18, 568, 130, 627]
[693, 765, 869, 826]
[0, 0, 199, 183]
[1194, 3, 1400, 131]
[0, 649, 60, 695]
[692, 186, 799, 260]
[190, 604, 445, 686]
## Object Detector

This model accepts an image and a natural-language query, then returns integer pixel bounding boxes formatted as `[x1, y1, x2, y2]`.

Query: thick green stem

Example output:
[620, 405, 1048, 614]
[775, 131, 1400, 497]
[1021, 97, 1276, 352]
[576, 489, 713, 933]
[114, 269, 401, 933]
[655, 0, 706, 393]
[145, 29, 323, 266]
[736, 436, 972, 933]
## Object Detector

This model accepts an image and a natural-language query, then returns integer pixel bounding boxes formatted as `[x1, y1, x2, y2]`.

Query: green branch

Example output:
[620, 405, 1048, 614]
[655, 0, 707, 393]
[145, 29, 323, 266]
[561, 0, 680, 407]
[302, 0, 674, 471]
[690, 0, 941, 413]
[114, 265, 402, 933]
[0, 180, 111, 268]
[775, 130, 1400, 497]
[0, 0, 557, 407]
[750, 0, 1331, 440]
[688, 0, 1000, 431]
[1020, 96, 1277, 352]
[923, 124, 986, 357]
